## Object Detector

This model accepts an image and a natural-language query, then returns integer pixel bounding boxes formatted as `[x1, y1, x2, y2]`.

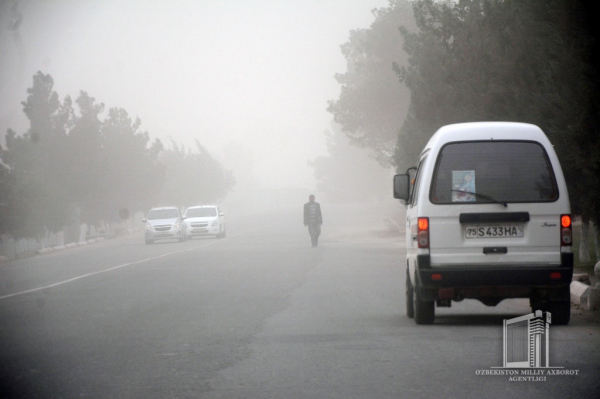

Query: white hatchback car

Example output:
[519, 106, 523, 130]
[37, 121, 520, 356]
[143, 206, 185, 244]
[183, 206, 226, 239]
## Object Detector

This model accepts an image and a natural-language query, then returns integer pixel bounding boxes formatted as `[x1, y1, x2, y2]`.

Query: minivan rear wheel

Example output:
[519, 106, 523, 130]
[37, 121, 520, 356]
[547, 301, 570, 325]
[406, 270, 414, 319]
[530, 287, 570, 325]
[414, 277, 435, 324]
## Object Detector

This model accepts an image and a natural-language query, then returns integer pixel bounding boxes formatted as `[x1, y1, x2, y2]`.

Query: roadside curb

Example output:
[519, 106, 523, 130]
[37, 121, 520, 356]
[38, 235, 110, 255]
[18, 231, 131, 259]
[1, 228, 142, 264]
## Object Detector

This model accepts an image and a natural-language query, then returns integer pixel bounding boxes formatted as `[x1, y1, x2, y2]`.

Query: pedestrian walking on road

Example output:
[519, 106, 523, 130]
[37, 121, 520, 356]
[303, 194, 323, 247]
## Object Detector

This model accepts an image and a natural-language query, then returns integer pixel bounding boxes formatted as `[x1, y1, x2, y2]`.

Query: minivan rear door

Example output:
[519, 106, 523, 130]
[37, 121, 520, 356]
[427, 140, 562, 266]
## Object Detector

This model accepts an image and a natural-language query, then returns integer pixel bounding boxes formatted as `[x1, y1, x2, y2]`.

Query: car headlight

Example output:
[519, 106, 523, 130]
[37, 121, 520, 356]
[211, 219, 219, 226]
[146, 223, 153, 231]
[173, 221, 181, 229]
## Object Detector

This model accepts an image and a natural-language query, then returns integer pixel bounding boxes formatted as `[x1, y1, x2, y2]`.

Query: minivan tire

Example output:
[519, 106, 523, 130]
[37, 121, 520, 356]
[530, 286, 570, 325]
[406, 269, 415, 319]
[547, 301, 570, 325]
[414, 277, 435, 325]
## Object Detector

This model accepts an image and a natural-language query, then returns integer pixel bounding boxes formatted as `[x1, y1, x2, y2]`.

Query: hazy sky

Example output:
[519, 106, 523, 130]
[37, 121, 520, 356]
[0, 0, 390, 189]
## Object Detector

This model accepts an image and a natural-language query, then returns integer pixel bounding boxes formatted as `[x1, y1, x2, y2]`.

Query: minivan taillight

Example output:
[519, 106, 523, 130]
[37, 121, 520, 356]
[418, 217, 430, 248]
[560, 214, 572, 246]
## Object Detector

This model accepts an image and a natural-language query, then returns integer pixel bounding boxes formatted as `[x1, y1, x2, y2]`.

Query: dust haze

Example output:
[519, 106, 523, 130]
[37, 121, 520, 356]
[0, 0, 394, 217]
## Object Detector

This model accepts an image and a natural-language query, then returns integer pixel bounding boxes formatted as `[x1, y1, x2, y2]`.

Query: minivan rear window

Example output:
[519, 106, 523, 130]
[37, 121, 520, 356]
[430, 141, 558, 204]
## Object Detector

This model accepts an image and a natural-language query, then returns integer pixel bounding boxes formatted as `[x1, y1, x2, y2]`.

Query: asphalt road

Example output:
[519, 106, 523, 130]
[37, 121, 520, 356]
[0, 201, 598, 398]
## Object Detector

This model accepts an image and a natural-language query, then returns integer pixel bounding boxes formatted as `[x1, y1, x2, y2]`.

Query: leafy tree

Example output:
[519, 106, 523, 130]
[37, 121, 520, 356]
[61, 93, 164, 226]
[64, 91, 105, 224]
[0, 162, 10, 236]
[0, 153, 32, 238]
[0, 72, 74, 239]
[310, 124, 392, 203]
[95, 107, 164, 223]
[0, 130, 44, 239]
[157, 140, 234, 209]
[1, 72, 168, 241]
[328, 0, 416, 166]
[394, 0, 600, 226]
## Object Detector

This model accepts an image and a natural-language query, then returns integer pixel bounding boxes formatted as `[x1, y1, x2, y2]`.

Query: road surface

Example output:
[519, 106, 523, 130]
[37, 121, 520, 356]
[0, 201, 598, 398]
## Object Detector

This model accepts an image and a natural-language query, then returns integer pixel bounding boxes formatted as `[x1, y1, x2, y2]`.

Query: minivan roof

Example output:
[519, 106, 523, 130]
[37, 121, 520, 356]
[424, 122, 550, 155]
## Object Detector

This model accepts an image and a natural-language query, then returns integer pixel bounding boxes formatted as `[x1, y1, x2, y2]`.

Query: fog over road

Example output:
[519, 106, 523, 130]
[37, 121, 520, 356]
[0, 202, 598, 398]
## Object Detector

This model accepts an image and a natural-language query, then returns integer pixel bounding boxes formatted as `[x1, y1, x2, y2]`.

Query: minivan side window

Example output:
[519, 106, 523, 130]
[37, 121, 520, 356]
[410, 157, 427, 207]
[430, 141, 559, 204]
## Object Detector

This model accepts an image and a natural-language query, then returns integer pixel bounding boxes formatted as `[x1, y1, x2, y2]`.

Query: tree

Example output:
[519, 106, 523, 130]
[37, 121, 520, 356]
[0, 162, 10, 236]
[95, 107, 164, 223]
[0, 152, 34, 238]
[392, 0, 600, 263]
[328, 0, 416, 166]
[64, 91, 105, 225]
[0, 72, 74, 239]
[310, 124, 392, 203]
[157, 140, 234, 208]
[1, 72, 168, 241]
[394, 0, 600, 227]
[0, 130, 43, 239]
[61, 94, 165, 226]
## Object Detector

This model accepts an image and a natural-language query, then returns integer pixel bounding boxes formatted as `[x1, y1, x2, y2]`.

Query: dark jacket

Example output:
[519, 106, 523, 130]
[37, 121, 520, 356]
[304, 202, 323, 225]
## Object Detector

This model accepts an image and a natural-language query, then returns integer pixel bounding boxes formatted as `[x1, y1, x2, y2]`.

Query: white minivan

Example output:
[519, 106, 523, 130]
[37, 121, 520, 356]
[393, 122, 573, 325]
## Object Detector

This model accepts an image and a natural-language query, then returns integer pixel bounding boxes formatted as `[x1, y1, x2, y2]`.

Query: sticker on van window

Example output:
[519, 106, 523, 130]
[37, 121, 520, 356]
[452, 170, 476, 202]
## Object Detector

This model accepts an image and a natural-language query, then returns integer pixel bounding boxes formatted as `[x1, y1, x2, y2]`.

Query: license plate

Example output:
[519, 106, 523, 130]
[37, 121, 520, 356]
[465, 225, 524, 238]
[192, 229, 207, 233]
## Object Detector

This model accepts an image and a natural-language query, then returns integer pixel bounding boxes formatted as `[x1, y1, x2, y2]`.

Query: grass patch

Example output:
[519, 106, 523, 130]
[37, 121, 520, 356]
[572, 222, 598, 273]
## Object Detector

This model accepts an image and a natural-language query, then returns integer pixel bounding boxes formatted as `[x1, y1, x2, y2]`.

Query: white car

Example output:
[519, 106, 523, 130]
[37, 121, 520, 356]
[143, 206, 185, 244]
[183, 205, 226, 239]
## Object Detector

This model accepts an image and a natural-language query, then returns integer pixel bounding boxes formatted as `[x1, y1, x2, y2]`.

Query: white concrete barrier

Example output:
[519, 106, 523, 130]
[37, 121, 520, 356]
[571, 281, 590, 305]
[571, 280, 599, 310]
